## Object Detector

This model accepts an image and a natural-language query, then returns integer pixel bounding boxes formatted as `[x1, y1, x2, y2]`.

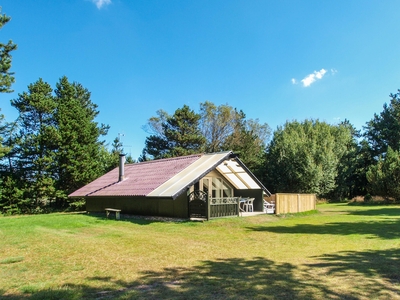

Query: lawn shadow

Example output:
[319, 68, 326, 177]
[307, 247, 400, 297]
[248, 218, 400, 240]
[85, 212, 191, 226]
[1, 257, 363, 300]
[345, 207, 400, 217]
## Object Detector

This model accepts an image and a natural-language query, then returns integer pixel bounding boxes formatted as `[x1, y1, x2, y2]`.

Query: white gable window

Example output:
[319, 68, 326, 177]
[189, 174, 234, 199]
[203, 177, 233, 199]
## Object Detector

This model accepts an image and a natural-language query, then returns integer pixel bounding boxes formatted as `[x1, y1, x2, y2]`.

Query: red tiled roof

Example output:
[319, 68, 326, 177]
[69, 154, 202, 197]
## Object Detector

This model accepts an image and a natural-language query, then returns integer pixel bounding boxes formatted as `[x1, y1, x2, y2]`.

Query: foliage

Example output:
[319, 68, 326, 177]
[9, 78, 58, 208]
[265, 119, 354, 197]
[142, 102, 270, 179]
[0, 8, 16, 162]
[54, 76, 109, 204]
[199, 101, 242, 153]
[223, 113, 270, 179]
[364, 90, 400, 158]
[0, 175, 27, 214]
[328, 120, 371, 201]
[0, 77, 110, 213]
[101, 136, 135, 172]
[0, 8, 17, 93]
[366, 146, 400, 201]
[199, 101, 270, 173]
[143, 105, 206, 158]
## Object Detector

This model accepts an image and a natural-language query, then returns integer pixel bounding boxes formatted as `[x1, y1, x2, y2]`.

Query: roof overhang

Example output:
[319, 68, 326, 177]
[216, 156, 271, 196]
[147, 151, 233, 199]
[147, 151, 271, 199]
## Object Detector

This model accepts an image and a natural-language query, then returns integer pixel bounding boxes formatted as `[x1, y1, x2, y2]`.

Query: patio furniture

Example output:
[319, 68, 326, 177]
[264, 200, 275, 214]
[243, 198, 255, 212]
[239, 198, 247, 212]
[105, 208, 121, 220]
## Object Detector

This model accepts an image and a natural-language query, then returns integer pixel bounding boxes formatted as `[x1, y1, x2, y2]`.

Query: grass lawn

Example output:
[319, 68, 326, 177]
[0, 203, 399, 299]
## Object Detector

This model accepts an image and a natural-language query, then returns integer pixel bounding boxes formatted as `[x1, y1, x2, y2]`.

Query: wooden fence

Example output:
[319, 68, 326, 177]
[264, 193, 316, 214]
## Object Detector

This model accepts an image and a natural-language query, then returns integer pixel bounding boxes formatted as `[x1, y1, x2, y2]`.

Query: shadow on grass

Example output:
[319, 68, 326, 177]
[308, 247, 400, 297]
[1, 256, 374, 300]
[345, 207, 400, 216]
[85, 212, 191, 226]
[309, 247, 400, 282]
[248, 217, 400, 240]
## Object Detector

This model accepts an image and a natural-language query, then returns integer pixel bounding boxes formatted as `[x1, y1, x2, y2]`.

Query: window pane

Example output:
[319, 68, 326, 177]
[203, 179, 209, 194]
[222, 181, 232, 197]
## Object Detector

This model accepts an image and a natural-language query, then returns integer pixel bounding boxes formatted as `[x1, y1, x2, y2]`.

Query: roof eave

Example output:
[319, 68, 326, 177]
[170, 151, 234, 199]
[234, 157, 272, 196]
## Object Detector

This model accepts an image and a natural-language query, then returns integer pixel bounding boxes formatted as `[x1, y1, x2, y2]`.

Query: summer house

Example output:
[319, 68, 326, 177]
[69, 151, 271, 220]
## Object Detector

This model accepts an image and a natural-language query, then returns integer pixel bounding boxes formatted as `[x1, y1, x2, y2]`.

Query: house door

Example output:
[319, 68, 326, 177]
[188, 189, 208, 219]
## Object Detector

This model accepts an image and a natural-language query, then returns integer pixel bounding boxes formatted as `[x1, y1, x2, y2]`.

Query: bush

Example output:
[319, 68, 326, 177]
[364, 193, 373, 203]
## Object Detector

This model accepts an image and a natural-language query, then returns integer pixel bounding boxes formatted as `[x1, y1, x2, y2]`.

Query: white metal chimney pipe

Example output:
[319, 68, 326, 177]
[119, 153, 125, 182]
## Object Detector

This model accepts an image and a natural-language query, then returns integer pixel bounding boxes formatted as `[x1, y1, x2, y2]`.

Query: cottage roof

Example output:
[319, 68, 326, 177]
[69, 151, 270, 199]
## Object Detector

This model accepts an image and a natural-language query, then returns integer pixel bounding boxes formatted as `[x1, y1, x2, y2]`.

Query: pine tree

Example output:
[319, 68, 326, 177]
[54, 76, 109, 206]
[9, 79, 58, 209]
[143, 105, 206, 159]
[0, 8, 17, 93]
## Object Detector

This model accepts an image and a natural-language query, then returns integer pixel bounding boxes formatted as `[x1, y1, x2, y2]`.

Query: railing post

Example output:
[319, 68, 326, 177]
[207, 195, 210, 220]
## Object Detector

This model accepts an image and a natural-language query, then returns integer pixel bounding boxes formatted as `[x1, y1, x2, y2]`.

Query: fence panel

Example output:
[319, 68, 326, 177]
[273, 193, 316, 214]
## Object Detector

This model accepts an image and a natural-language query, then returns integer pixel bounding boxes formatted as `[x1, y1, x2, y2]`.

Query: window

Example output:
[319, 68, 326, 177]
[201, 177, 233, 199]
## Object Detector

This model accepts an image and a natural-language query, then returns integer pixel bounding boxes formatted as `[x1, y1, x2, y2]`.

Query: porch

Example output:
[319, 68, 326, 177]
[188, 190, 271, 220]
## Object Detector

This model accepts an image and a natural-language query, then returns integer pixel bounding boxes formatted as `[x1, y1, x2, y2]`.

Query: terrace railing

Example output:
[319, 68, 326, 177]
[188, 190, 240, 220]
[209, 197, 240, 219]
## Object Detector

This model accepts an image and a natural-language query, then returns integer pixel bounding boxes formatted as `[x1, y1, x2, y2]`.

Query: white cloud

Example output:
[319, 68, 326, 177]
[92, 0, 112, 9]
[291, 78, 297, 84]
[301, 69, 327, 87]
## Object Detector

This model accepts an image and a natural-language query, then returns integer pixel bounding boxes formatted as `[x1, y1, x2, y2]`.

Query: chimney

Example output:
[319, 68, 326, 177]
[119, 153, 125, 182]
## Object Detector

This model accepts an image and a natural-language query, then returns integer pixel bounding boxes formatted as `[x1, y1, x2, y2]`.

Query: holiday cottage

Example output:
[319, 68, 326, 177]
[69, 151, 271, 219]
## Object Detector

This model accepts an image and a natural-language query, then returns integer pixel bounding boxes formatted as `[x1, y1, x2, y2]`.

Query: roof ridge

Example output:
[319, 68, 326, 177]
[128, 153, 204, 166]
[130, 151, 233, 166]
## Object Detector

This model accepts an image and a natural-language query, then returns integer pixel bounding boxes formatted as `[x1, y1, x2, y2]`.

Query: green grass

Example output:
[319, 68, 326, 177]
[0, 204, 399, 299]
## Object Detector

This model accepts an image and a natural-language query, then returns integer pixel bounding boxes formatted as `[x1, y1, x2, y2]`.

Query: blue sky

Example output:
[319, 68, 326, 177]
[1, 0, 400, 159]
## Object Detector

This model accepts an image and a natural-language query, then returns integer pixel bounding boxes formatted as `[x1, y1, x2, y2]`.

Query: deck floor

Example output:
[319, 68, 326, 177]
[240, 211, 268, 217]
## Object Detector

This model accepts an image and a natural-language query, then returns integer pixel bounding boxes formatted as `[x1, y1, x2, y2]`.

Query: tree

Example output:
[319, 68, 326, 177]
[54, 76, 109, 206]
[366, 146, 400, 201]
[364, 90, 400, 158]
[327, 120, 368, 201]
[199, 101, 239, 153]
[198, 101, 270, 177]
[143, 105, 206, 159]
[265, 119, 353, 198]
[0, 8, 17, 93]
[7, 78, 58, 209]
[222, 112, 270, 178]
[0, 8, 17, 158]
[100, 136, 135, 172]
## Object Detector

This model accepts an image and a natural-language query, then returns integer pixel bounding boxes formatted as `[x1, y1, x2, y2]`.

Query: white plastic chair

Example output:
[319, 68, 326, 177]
[264, 200, 275, 214]
[244, 198, 255, 212]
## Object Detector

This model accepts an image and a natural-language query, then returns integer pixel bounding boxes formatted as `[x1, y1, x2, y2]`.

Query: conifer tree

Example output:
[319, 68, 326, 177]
[54, 76, 109, 205]
[0, 8, 17, 93]
[9, 79, 58, 209]
[143, 105, 206, 159]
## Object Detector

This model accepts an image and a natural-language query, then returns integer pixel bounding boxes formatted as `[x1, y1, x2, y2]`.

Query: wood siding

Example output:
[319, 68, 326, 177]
[85, 193, 189, 218]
